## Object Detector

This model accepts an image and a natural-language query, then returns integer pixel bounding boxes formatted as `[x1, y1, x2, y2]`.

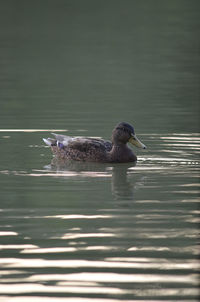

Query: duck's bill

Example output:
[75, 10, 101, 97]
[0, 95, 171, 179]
[129, 134, 146, 149]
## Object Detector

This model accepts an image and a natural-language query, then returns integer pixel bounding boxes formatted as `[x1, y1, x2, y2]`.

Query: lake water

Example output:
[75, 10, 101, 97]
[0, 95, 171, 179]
[0, 1, 199, 301]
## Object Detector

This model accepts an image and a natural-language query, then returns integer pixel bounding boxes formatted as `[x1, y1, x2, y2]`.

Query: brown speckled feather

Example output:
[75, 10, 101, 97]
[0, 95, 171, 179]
[43, 122, 146, 163]
[51, 138, 112, 162]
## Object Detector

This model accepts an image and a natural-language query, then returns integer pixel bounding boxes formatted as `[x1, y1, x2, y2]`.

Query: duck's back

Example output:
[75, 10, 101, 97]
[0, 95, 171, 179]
[51, 135, 112, 162]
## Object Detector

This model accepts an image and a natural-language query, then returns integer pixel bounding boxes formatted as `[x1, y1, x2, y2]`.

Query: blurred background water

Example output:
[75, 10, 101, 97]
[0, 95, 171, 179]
[0, 0, 199, 301]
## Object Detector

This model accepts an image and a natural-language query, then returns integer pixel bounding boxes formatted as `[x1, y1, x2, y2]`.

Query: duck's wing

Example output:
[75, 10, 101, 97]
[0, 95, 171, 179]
[51, 133, 74, 146]
[68, 137, 112, 152]
[43, 134, 112, 151]
[43, 133, 72, 147]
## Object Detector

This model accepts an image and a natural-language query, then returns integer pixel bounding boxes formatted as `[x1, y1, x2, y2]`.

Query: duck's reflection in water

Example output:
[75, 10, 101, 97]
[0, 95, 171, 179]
[111, 163, 137, 200]
[46, 158, 144, 200]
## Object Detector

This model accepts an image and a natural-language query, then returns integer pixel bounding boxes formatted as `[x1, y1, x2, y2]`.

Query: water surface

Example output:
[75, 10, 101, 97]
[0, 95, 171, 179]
[0, 0, 199, 301]
[0, 131, 199, 301]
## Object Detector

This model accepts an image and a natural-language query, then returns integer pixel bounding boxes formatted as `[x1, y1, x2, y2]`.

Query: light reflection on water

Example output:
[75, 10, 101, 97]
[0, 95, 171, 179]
[0, 131, 199, 301]
[0, 0, 200, 298]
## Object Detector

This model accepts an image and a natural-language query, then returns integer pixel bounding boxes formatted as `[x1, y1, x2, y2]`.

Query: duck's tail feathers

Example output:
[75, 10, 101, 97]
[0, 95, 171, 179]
[43, 138, 56, 146]
[51, 133, 68, 141]
[51, 133, 72, 146]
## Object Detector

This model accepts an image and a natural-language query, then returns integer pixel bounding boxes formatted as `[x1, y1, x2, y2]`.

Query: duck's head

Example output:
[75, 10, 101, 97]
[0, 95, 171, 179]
[112, 122, 146, 149]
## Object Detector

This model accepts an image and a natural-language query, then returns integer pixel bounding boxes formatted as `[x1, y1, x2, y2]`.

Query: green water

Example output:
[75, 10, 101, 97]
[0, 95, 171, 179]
[0, 1, 199, 301]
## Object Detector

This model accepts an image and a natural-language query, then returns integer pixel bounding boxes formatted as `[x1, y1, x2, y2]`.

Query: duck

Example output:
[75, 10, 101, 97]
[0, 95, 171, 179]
[43, 122, 146, 163]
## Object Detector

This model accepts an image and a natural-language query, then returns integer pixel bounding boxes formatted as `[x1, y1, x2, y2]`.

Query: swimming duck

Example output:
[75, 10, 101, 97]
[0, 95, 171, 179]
[43, 122, 146, 163]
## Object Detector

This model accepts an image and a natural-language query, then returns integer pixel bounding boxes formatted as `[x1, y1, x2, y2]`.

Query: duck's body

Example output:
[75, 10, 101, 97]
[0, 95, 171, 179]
[43, 122, 146, 163]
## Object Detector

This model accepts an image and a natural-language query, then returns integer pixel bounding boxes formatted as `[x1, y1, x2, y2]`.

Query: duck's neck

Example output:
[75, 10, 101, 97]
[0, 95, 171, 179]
[109, 143, 137, 163]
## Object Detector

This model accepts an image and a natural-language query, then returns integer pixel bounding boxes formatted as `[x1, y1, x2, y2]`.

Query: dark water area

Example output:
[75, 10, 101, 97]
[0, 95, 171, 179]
[0, 0, 199, 133]
[0, 0, 199, 301]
